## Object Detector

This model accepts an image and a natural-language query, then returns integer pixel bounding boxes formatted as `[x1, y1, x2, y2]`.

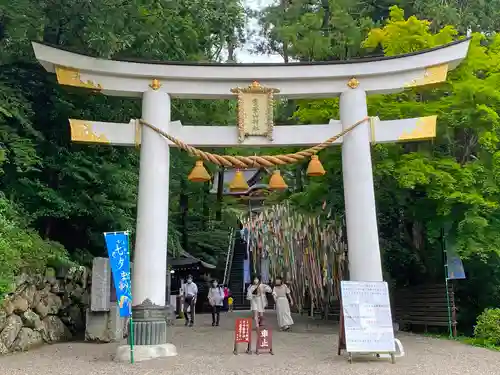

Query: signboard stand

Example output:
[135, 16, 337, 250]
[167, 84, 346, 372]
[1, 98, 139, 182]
[337, 281, 396, 365]
[128, 317, 135, 364]
[233, 318, 252, 355]
[255, 327, 273, 355]
[337, 299, 346, 355]
[125, 232, 134, 364]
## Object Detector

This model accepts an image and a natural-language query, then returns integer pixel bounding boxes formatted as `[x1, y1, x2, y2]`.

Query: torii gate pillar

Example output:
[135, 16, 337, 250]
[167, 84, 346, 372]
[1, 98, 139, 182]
[132, 89, 170, 306]
[340, 87, 382, 281]
[117, 88, 177, 360]
[134, 88, 171, 307]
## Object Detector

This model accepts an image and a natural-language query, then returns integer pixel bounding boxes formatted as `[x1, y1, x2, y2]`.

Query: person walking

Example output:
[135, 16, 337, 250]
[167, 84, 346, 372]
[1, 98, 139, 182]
[247, 275, 272, 329]
[272, 276, 294, 331]
[223, 284, 230, 311]
[181, 275, 198, 327]
[207, 279, 224, 326]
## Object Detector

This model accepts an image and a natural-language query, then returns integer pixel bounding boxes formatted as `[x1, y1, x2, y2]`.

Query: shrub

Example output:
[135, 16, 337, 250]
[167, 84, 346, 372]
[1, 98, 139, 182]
[473, 308, 500, 347]
[0, 194, 70, 298]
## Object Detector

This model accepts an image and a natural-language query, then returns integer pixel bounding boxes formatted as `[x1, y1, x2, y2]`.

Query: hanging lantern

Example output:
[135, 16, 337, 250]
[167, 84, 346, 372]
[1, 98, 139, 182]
[306, 155, 326, 177]
[188, 160, 211, 182]
[229, 169, 249, 192]
[268, 170, 287, 190]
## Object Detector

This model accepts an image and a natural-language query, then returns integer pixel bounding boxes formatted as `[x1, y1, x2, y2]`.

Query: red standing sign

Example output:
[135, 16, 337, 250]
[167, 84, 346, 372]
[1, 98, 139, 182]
[233, 318, 252, 355]
[255, 327, 273, 355]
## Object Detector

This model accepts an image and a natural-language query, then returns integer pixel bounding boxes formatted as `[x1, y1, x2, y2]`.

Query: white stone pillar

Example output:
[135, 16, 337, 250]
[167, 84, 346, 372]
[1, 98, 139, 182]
[340, 87, 383, 282]
[133, 88, 170, 306]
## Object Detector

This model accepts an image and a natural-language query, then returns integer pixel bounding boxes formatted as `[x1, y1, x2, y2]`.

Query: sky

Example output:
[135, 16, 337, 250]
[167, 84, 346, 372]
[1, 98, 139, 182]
[236, 0, 284, 63]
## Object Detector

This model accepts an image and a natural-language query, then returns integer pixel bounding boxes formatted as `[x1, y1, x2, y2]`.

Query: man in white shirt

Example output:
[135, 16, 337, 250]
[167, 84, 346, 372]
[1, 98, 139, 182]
[181, 275, 198, 327]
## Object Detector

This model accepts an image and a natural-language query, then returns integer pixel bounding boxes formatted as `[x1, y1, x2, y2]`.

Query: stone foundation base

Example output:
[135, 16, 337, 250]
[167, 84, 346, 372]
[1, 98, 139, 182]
[131, 299, 171, 346]
[85, 306, 124, 342]
[114, 343, 177, 362]
[133, 320, 167, 345]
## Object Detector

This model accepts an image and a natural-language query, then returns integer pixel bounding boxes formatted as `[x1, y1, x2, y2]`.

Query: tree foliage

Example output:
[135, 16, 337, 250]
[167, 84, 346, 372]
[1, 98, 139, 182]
[0, 193, 70, 296]
[295, 7, 500, 260]
[0, 0, 246, 273]
[255, 0, 376, 61]
[291, 6, 500, 330]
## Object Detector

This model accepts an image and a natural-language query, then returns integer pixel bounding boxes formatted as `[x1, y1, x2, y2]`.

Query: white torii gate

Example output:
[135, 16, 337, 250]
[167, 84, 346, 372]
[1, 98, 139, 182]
[32, 39, 470, 361]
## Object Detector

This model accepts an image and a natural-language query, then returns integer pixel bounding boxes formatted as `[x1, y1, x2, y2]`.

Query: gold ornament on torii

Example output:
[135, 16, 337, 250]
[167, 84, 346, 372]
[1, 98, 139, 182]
[231, 81, 280, 143]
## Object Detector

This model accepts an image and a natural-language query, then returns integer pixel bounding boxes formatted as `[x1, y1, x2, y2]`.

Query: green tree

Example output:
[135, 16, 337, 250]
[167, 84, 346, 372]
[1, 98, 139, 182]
[0, 0, 246, 269]
[293, 6, 500, 329]
[255, 0, 375, 62]
[255, 0, 500, 63]
[409, 0, 500, 34]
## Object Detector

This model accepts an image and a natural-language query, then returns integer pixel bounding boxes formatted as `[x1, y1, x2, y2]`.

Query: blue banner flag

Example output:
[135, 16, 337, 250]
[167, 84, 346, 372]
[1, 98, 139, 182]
[446, 250, 466, 280]
[104, 231, 132, 317]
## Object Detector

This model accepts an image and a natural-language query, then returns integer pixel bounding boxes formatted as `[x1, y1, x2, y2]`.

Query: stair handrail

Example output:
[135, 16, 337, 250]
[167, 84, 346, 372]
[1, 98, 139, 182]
[223, 228, 235, 285]
[226, 232, 236, 286]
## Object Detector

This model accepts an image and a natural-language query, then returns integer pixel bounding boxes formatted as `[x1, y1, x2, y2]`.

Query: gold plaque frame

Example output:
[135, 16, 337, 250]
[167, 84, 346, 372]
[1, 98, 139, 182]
[231, 81, 280, 143]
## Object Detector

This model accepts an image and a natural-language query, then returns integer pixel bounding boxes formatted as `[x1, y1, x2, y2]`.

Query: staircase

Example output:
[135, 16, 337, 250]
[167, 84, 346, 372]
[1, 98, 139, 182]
[228, 234, 250, 310]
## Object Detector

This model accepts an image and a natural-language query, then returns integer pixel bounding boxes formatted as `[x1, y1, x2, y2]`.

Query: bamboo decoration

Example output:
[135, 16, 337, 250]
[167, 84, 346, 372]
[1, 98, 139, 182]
[241, 202, 346, 315]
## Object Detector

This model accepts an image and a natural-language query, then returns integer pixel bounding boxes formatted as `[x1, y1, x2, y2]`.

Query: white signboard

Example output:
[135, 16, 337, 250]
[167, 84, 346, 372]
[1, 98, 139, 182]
[340, 281, 396, 353]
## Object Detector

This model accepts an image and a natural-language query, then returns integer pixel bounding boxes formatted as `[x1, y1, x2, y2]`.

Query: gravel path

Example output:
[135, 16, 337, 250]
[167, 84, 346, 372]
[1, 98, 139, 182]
[0, 311, 498, 375]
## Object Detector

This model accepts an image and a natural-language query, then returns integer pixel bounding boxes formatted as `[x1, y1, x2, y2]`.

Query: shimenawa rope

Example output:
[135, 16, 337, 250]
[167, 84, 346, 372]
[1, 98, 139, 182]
[138, 117, 370, 169]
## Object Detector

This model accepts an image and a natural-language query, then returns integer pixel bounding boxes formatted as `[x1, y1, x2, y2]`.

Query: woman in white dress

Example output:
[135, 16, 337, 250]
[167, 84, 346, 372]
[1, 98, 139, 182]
[247, 276, 272, 329]
[272, 276, 294, 331]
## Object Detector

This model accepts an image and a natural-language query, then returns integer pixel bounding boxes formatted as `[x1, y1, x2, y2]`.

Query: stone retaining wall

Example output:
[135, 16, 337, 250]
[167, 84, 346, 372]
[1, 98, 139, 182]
[0, 266, 90, 354]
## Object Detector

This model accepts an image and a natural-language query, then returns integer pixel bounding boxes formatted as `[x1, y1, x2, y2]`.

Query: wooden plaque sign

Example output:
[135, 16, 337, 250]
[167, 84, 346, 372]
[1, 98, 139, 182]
[255, 327, 273, 355]
[233, 318, 252, 355]
[231, 81, 279, 143]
